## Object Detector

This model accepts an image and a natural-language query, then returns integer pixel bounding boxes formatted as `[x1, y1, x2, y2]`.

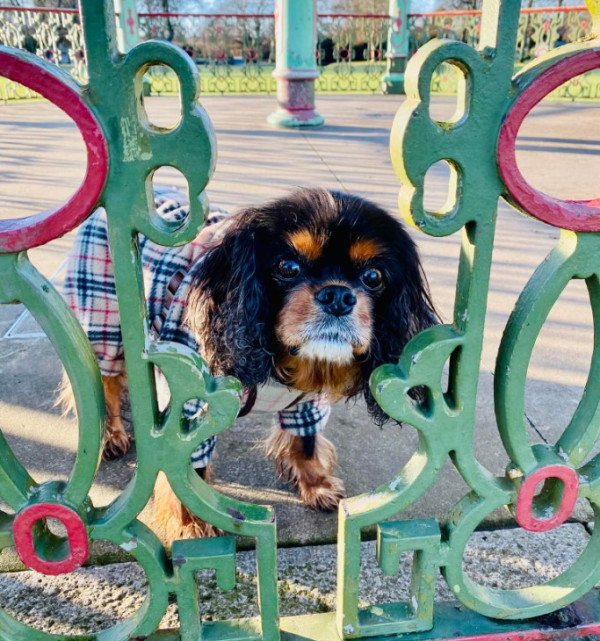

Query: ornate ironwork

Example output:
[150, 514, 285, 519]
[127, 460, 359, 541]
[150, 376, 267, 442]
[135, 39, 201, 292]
[337, 0, 600, 637]
[2, 0, 600, 639]
[408, 6, 591, 60]
[0, 7, 83, 63]
[140, 12, 278, 95]
[316, 13, 388, 94]
[2, 6, 598, 101]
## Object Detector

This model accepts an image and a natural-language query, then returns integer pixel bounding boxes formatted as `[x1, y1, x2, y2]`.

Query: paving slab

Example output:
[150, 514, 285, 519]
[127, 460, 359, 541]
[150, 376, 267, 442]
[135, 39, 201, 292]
[0, 94, 598, 554]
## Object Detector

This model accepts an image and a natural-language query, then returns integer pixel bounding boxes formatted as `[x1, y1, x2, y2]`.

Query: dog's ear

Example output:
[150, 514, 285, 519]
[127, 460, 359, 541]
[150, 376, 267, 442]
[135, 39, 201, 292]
[186, 222, 273, 387]
[361, 246, 438, 427]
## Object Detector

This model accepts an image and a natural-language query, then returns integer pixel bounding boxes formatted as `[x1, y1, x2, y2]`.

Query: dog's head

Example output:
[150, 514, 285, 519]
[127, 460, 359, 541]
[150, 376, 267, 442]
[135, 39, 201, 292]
[187, 188, 436, 425]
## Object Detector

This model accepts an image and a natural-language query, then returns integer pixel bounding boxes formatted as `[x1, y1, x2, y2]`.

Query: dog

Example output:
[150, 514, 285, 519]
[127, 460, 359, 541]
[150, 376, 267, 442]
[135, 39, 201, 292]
[61, 187, 436, 539]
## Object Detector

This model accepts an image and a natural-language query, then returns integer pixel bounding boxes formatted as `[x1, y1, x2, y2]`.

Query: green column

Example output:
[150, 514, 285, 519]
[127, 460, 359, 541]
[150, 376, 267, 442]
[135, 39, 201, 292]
[116, 0, 139, 53]
[267, 0, 324, 128]
[382, 0, 409, 94]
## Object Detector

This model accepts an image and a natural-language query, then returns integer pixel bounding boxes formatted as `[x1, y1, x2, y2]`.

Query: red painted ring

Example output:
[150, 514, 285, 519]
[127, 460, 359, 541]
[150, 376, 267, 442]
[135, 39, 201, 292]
[0, 51, 108, 253]
[13, 502, 89, 575]
[498, 49, 600, 232]
[515, 465, 579, 532]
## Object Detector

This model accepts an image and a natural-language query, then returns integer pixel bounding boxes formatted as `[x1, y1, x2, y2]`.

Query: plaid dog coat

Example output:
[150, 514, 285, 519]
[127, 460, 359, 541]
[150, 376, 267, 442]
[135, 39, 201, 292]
[63, 188, 331, 468]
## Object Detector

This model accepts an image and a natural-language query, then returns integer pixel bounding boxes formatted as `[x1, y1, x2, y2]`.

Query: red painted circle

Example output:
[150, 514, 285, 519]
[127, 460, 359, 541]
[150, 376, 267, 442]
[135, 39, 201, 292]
[498, 49, 600, 232]
[338, 48, 350, 62]
[0, 52, 108, 253]
[515, 465, 579, 532]
[13, 502, 89, 575]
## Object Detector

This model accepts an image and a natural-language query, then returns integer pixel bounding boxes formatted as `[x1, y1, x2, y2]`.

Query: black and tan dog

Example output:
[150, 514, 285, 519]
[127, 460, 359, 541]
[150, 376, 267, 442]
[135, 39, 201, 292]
[62, 187, 436, 538]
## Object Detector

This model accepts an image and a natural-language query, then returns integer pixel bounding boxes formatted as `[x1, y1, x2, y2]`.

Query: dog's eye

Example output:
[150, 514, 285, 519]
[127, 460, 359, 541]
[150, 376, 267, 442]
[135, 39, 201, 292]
[277, 259, 301, 280]
[360, 268, 383, 289]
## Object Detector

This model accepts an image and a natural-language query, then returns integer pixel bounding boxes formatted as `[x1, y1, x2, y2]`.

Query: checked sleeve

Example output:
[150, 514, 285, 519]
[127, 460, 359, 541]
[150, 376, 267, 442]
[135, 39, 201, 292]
[277, 394, 331, 438]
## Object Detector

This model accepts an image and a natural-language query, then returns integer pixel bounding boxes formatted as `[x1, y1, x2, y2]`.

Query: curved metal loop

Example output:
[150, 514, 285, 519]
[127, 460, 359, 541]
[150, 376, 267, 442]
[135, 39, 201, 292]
[409, 38, 479, 114]
[146, 343, 277, 533]
[139, 182, 211, 250]
[101, 520, 173, 638]
[392, 39, 485, 237]
[123, 39, 200, 114]
[370, 324, 464, 431]
[118, 41, 216, 247]
[0, 519, 172, 640]
[496, 231, 600, 473]
[0, 47, 109, 254]
[0, 254, 104, 511]
[498, 44, 600, 232]
[513, 461, 579, 532]
[444, 493, 600, 621]
[146, 341, 242, 454]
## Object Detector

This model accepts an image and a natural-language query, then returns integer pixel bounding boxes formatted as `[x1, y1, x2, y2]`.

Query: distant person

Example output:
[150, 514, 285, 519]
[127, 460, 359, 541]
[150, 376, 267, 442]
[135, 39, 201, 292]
[56, 28, 72, 64]
[554, 26, 570, 47]
[22, 28, 38, 54]
[183, 45, 195, 59]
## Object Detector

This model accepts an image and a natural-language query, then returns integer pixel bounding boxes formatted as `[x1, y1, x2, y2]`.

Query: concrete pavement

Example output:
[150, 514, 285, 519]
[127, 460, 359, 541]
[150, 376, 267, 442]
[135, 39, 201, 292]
[0, 94, 599, 633]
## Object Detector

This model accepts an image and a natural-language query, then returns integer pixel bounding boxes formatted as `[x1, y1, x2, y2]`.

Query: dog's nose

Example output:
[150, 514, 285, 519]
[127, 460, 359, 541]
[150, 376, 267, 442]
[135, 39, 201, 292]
[315, 285, 357, 317]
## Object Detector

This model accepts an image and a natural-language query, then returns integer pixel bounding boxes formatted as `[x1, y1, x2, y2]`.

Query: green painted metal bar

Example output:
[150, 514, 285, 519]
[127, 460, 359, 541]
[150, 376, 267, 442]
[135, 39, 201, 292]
[116, 0, 140, 53]
[267, 0, 324, 127]
[382, 0, 410, 94]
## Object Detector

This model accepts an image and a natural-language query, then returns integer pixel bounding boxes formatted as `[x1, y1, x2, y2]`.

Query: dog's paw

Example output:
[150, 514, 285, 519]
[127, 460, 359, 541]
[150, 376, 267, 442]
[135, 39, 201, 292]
[102, 431, 131, 460]
[298, 475, 346, 512]
[153, 471, 222, 540]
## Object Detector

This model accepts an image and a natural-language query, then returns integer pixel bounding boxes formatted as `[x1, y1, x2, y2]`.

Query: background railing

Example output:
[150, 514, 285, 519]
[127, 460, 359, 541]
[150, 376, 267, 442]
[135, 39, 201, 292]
[409, 6, 591, 60]
[0, 5, 594, 100]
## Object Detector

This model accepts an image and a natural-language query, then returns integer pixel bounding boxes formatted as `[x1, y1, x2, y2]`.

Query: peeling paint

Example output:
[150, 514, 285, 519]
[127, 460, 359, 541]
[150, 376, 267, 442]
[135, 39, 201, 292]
[120, 539, 138, 552]
[411, 595, 419, 613]
[121, 116, 141, 163]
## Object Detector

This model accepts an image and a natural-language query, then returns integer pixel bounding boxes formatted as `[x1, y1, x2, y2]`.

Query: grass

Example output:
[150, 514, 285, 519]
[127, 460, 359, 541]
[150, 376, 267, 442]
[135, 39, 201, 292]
[2, 61, 600, 103]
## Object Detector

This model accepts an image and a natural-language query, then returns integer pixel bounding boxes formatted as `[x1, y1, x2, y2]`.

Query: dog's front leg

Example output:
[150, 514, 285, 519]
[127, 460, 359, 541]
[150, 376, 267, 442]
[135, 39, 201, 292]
[102, 374, 131, 460]
[153, 468, 222, 541]
[265, 428, 346, 511]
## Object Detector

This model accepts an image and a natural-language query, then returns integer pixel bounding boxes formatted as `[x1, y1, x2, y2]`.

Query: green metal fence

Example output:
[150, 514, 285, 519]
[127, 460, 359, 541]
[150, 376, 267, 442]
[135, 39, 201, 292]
[2, 0, 600, 639]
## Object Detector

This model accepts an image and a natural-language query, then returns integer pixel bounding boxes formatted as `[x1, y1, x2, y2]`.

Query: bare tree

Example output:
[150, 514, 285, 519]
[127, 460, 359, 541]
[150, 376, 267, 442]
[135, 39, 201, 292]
[33, 0, 78, 7]
[319, 0, 387, 13]
[434, 0, 577, 8]
[211, 0, 274, 12]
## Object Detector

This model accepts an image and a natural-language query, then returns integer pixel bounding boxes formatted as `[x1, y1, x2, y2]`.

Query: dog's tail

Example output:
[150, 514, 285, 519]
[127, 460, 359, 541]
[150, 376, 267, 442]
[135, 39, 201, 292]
[55, 370, 76, 417]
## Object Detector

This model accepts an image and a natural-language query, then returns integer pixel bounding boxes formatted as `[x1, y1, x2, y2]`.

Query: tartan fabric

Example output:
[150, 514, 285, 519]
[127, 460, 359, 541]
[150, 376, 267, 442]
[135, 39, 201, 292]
[63, 187, 331, 469]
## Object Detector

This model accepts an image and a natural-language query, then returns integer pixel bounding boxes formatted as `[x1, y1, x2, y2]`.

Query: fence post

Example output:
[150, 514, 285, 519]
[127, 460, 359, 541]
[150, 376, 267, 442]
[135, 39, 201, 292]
[382, 0, 409, 94]
[115, 0, 139, 53]
[267, 0, 324, 128]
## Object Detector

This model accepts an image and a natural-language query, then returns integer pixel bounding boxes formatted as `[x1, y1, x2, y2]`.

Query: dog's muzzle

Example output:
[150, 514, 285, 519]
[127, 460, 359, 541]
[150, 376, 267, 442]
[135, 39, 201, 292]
[315, 285, 357, 317]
